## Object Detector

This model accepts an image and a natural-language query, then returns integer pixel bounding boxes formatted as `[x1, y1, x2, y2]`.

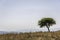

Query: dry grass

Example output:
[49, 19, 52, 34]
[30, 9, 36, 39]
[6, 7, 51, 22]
[0, 31, 60, 40]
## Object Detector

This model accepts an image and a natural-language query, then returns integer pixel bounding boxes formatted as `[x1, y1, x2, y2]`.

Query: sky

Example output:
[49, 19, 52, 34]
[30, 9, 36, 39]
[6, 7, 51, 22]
[0, 0, 60, 32]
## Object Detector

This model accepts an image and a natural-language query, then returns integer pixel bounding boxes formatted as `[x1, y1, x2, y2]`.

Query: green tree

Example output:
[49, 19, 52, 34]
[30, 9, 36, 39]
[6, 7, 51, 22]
[38, 18, 56, 32]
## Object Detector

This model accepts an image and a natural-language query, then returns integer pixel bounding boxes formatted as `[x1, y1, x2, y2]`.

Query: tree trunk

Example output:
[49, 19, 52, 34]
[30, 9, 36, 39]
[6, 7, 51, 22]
[47, 26, 50, 32]
[46, 23, 50, 32]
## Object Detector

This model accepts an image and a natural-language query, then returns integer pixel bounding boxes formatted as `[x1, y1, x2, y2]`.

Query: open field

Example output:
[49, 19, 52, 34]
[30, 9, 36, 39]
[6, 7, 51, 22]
[0, 31, 60, 40]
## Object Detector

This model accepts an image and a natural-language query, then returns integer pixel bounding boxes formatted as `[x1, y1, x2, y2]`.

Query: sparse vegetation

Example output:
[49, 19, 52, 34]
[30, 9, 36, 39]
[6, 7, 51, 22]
[0, 31, 60, 40]
[0, 18, 57, 40]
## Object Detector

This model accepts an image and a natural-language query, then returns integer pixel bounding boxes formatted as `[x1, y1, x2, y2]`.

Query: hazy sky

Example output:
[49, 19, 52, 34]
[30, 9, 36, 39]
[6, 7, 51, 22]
[0, 0, 60, 32]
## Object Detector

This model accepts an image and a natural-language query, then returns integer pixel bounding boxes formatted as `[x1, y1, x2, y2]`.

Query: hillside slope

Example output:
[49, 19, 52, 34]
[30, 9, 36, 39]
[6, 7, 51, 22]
[0, 31, 60, 40]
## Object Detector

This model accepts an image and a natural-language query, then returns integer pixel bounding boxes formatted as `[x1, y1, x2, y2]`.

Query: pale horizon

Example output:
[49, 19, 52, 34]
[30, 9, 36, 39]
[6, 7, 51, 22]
[0, 0, 60, 32]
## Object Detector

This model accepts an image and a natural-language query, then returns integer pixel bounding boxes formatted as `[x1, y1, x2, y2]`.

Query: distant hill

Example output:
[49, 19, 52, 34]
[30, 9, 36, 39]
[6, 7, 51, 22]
[0, 31, 8, 34]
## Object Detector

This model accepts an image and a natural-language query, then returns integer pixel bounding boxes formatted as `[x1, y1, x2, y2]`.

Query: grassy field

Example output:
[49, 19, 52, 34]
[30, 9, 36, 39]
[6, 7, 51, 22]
[0, 31, 60, 40]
